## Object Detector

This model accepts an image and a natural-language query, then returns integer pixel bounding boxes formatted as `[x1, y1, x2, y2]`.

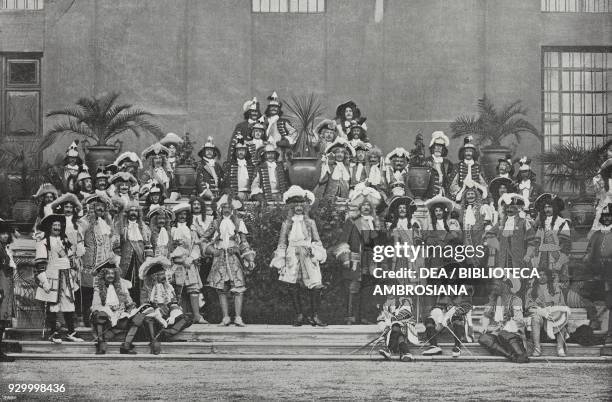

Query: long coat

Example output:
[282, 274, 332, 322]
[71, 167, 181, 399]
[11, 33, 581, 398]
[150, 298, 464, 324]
[0, 244, 15, 325]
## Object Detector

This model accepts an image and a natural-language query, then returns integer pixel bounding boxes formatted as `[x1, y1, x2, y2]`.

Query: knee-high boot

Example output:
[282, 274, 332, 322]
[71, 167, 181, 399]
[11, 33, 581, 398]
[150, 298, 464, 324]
[346, 293, 357, 325]
[145, 319, 161, 355]
[95, 323, 107, 355]
[478, 333, 514, 360]
[602, 309, 612, 356]
[309, 288, 326, 327]
[531, 316, 543, 356]
[290, 285, 304, 326]
[0, 327, 15, 363]
[121, 325, 139, 355]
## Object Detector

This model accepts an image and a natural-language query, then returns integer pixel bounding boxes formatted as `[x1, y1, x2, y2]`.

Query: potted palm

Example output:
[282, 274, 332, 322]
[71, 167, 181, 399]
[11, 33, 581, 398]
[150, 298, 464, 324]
[284, 93, 324, 190]
[537, 143, 602, 231]
[42, 92, 164, 172]
[450, 95, 541, 181]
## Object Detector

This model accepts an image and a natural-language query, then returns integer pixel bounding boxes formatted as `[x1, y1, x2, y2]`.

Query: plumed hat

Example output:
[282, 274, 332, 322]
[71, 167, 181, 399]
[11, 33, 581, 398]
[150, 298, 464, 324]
[159, 132, 184, 147]
[458, 136, 479, 160]
[283, 185, 315, 205]
[325, 137, 356, 157]
[198, 136, 221, 159]
[498, 193, 526, 209]
[50, 193, 82, 212]
[109, 172, 138, 186]
[425, 195, 455, 213]
[142, 143, 170, 159]
[33, 183, 59, 199]
[171, 202, 192, 216]
[63, 141, 83, 164]
[534, 193, 564, 213]
[242, 97, 260, 113]
[138, 256, 171, 280]
[314, 119, 337, 135]
[267, 91, 281, 107]
[216, 194, 242, 211]
[37, 213, 65, 233]
[114, 152, 143, 169]
[488, 177, 515, 200]
[518, 156, 532, 172]
[429, 131, 450, 148]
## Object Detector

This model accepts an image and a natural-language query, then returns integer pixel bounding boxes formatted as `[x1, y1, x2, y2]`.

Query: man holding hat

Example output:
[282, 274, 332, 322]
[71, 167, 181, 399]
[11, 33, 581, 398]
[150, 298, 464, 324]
[223, 133, 257, 201]
[450, 136, 487, 202]
[271, 186, 327, 326]
[196, 136, 224, 200]
[583, 203, 612, 355]
[250, 142, 290, 204]
[90, 258, 147, 354]
[203, 195, 255, 326]
[0, 219, 16, 362]
[424, 131, 454, 199]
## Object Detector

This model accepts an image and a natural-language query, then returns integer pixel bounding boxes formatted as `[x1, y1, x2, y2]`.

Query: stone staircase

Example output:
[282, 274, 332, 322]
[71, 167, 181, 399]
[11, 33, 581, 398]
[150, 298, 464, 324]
[5, 325, 611, 362]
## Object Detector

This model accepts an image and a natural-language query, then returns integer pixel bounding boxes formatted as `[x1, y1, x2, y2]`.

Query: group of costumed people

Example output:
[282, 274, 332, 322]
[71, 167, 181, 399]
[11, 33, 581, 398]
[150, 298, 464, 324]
[0, 93, 611, 363]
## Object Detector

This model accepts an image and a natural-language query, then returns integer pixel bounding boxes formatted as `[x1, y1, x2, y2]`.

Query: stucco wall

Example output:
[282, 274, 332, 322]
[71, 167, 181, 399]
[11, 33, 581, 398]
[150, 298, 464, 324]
[1, 0, 610, 166]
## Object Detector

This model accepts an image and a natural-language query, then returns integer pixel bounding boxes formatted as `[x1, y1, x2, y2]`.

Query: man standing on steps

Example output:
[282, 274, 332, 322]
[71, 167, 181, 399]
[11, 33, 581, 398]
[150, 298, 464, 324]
[271, 186, 327, 327]
[0, 219, 16, 362]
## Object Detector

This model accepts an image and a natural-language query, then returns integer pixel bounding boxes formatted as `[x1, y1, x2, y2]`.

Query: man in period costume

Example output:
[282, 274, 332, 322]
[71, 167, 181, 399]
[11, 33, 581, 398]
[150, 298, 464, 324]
[170, 203, 206, 324]
[229, 97, 261, 158]
[114, 152, 143, 195]
[315, 137, 355, 202]
[142, 181, 165, 219]
[457, 181, 491, 266]
[347, 119, 370, 150]
[271, 186, 327, 326]
[62, 141, 84, 193]
[349, 141, 370, 191]
[514, 157, 542, 211]
[421, 294, 473, 357]
[90, 259, 148, 354]
[335, 193, 384, 325]
[109, 172, 138, 208]
[495, 154, 515, 180]
[591, 158, 612, 233]
[384, 148, 413, 197]
[364, 146, 387, 198]
[583, 203, 612, 355]
[94, 168, 110, 194]
[423, 131, 454, 199]
[223, 134, 257, 201]
[250, 142, 290, 204]
[196, 137, 224, 200]
[0, 219, 16, 362]
[148, 205, 173, 259]
[314, 119, 338, 157]
[486, 194, 537, 296]
[264, 91, 298, 150]
[159, 132, 184, 175]
[450, 136, 487, 202]
[34, 214, 84, 343]
[377, 298, 418, 362]
[114, 201, 152, 305]
[335, 100, 365, 139]
[246, 117, 268, 160]
[141, 142, 172, 196]
[478, 279, 529, 363]
[488, 177, 516, 226]
[139, 257, 193, 355]
[33, 183, 59, 237]
[203, 195, 255, 326]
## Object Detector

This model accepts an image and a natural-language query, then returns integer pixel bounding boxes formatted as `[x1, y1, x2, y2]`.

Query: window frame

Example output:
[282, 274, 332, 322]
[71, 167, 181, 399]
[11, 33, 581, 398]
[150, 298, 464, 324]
[251, 0, 325, 14]
[541, 0, 612, 13]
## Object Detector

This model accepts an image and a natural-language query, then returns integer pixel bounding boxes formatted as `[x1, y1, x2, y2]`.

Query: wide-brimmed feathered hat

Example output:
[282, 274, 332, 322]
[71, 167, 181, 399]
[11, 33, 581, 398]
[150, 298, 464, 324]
[498, 193, 526, 209]
[424, 195, 455, 213]
[172, 202, 192, 216]
[197, 136, 221, 159]
[429, 131, 450, 148]
[33, 183, 59, 199]
[109, 172, 138, 186]
[92, 257, 119, 276]
[159, 132, 184, 148]
[534, 193, 565, 213]
[386, 196, 417, 217]
[50, 193, 82, 212]
[349, 182, 381, 208]
[385, 147, 410, 165]
[457, 178, 488, 201]
[37, 213, 65, 233]
[314, 119, 337, 136]
[114, 152, 143, 169]
[83, 193, 111, 207]
[138, 256, 171, 280]
[147, 205, 175, 221]
[517, 156, 532, 172]
[103, 163, 119, 176]
[489, 177, 515, 201]
[216, 194, 243, 212]
[325, 137, 356, 157]
[335, 100, 359, 120]
[283, 185, 315, 205]
[242, 97, 260, 113]
[142, 143, 170, 159]
[77, 170, 92, 182]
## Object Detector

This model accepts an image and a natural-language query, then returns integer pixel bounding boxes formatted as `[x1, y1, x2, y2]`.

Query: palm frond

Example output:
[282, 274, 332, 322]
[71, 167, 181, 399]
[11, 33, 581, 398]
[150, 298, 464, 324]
[105, 116, 164, 142]
[43, 120, 95, 148]
[45, 106, 88, 121]
[499, 118, 540, 143]
[450, 116, 483, 138]
[96, 92, 122, 119]
[498, 100, 526, 124]
[284, 93, 324, 157]
[104, 103, 132, 121]
[477, 95, 497, 121]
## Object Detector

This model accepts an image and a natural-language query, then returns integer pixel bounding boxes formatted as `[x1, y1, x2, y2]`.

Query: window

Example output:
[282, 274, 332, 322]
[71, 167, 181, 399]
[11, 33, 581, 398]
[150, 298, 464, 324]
[542, 48, 612, 151]
[1, 55, 41, 138]
[541, 0, 611, 12]
[252, 0, 325, 13]
[0, 0, 43, 10]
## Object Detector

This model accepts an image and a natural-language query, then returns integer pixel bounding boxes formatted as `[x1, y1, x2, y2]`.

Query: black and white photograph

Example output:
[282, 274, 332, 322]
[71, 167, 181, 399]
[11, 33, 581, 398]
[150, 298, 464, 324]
[0, 0, 611, 400]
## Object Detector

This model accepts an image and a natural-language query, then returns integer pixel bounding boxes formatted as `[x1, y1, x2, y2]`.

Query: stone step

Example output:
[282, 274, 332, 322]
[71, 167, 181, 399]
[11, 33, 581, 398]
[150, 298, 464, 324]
[4, 340, 607, 357]
[5, 352, 612, 363]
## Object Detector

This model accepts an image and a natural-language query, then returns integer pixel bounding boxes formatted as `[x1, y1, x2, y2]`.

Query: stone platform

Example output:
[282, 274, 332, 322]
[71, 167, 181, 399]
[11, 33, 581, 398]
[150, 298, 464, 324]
[5, 325, 611, 362]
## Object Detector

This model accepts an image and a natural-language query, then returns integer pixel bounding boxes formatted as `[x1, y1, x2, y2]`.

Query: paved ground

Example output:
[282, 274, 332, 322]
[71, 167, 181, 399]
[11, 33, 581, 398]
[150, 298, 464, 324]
[0, 360, 611, 401]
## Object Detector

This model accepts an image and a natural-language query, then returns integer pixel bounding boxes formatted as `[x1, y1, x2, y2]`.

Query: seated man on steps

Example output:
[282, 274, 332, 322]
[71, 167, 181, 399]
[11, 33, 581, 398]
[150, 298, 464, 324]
[139, 256, 193, 355]
[90, 259, 148, 355]
[377, 298, 418, 362]
[478, 279, 530, 363]
[422, 294, 473, 358]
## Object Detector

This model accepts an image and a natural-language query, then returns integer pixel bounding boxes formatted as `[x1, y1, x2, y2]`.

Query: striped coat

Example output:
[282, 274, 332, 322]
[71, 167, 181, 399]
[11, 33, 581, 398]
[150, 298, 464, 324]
[252, 162, 290, 202]
[222, 161, 256, 195]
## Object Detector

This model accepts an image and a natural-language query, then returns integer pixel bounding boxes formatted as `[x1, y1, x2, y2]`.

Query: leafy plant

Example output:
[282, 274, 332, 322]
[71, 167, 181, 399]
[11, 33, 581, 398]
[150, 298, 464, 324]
[450, 94, 541, 147]
[40, 91, 164, 150]
[284, 93, 324, 158]
[536, 143, 601, 198]
[0, 140, 44, 198]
